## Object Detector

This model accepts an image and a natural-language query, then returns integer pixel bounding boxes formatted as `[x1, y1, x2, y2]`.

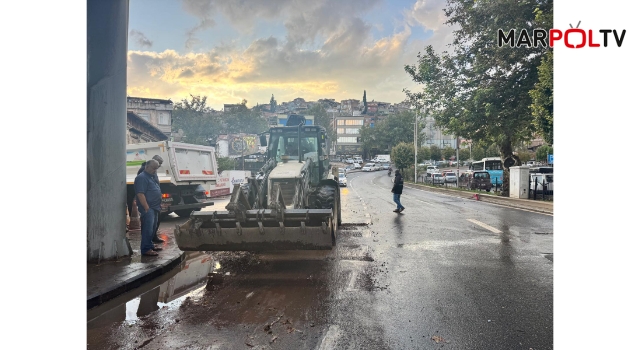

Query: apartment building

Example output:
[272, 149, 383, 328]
[335, 116, 365, 156]
[126, 111, 168, 144]
[339, 99, 360, 115]
[126, 97, 173, 136]
[422, 115, 458, 148]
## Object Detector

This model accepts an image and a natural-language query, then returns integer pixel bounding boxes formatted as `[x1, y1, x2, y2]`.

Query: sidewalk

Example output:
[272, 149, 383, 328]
[405, 182, 553, 214]
[87, 196, 231, 310]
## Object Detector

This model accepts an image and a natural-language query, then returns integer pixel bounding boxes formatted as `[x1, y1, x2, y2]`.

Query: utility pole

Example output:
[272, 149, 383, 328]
[456, 136, 460, 187]
[414, 108, 418, 183]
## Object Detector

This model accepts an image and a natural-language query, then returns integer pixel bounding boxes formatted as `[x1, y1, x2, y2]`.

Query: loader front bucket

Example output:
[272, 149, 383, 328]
[174, 209, 335, 251]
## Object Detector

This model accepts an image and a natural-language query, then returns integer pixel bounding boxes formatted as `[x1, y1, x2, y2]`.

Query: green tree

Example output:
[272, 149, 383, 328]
[458, 148, 470, 162]
[216, 157, 236, 172]
[536, 145, 553, 162]
[530, 51, 554, 145]
[442, 146, 455, 160]
[529, 7, 554, 145]
[391, 142, 414, 177]
[518, 151, 532, 163]
[404, 0, 552, 196]
[172, 95, 223, 145]
[222, 99, 268, 135]
[367, 110, 425, 153]
[360, 123, 376, 160]
[308, 104, 333, 138]
[269, 94, 277, 113]
[471, 145, 486, 161]
[430, 145, 442, 161]
[363, 90, 368, 114]
[417, 146, 431, 163]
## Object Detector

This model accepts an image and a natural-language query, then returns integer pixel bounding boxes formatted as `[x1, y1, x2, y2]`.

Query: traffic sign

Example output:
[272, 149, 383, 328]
[547, 154, 553, 164]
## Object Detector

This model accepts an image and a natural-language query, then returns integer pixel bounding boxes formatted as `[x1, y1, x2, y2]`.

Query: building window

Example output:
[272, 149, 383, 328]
[344, 128, 359, 135]
[337, 120, 345, 125]
[337, 137, 358, 143]
[345, 119, 363, 126]
[138, 113, 150, 122]
[337, 128, 345, 134]
[158, 112, 170, 125]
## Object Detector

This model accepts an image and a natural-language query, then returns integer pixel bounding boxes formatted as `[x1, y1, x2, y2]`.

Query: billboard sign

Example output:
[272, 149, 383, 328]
[228, 134, 259, 156]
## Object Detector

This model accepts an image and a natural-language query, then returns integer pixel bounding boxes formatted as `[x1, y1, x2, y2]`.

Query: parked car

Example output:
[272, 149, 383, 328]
[430, 173, 445, 184]
[444, 172, 457, 183]
[469, 171, 492, 192]
[363, 163, 375, 172]
[382, 163, 391, 170]
[426, 166, 439, 174]
[530, 173, 553, 195]
[338, 173, 347, 187]
[353, 163, 361, 169]
[458, 170, 474, 187]
[374, 162, 383, 171]
[346, 158, 354, 164]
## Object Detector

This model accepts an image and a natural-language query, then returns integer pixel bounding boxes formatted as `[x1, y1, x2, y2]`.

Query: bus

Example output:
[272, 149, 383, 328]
[471, 157, 503, 186]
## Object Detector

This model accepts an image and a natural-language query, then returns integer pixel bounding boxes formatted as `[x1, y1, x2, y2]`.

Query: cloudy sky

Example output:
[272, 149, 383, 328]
[127, 0, 456, 110]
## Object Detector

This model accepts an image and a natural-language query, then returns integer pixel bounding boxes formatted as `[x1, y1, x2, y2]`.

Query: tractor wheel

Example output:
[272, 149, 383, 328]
[310, 184, 339, 245]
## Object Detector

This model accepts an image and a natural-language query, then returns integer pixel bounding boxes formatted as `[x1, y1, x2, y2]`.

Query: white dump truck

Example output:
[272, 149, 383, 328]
[126, 141, 218, 218]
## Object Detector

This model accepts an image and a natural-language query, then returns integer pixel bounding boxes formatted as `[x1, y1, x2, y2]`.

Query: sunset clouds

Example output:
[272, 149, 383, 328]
[127, 0, 452, 109]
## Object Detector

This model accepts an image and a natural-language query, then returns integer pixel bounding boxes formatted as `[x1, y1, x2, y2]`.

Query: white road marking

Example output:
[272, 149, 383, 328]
[467, 219, 502, 234]
[317, 325, 341, 350]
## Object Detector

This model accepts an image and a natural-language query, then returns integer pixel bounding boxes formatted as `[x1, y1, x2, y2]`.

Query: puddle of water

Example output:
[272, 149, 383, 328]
[88, 252, 218, 329]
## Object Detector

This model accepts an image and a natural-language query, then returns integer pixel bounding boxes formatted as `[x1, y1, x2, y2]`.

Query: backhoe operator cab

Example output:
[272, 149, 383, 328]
[268, 126, 330, 192]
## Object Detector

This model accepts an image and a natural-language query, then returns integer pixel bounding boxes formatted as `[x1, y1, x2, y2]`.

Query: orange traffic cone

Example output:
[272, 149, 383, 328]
[129, 199, 141, 231]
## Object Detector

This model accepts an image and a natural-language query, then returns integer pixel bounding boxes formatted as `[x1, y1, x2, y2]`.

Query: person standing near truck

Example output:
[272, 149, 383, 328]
[391, 169, 405, 213]
[134, 159, 163, 256]
[135, 155, 165, 243]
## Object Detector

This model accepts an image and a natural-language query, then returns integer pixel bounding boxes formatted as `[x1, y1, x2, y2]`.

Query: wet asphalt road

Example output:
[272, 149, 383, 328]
[88, 170, 553, 350]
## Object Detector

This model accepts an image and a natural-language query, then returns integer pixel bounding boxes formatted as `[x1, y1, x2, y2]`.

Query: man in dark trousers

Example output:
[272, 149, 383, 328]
[391, 169, 405, 213]
[135, 155, 165, 243]
[134, 159, 163, 256]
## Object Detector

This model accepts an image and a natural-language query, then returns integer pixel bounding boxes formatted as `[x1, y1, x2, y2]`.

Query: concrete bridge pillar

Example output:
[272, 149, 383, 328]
[87, 0, 131, 262]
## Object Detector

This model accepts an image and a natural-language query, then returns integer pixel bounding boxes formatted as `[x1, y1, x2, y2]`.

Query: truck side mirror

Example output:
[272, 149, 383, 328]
[260, 135, 267, 147]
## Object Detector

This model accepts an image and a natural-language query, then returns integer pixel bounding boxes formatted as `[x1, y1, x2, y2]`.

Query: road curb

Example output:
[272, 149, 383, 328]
[405, 183, 553, 215]
[87, 252, 186, 310]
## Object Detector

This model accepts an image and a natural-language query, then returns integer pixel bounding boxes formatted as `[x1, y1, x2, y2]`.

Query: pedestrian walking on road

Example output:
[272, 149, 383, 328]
[391, 169, 405, 213]
[135, 155, 165, 243]
[134, 159, 163, 256]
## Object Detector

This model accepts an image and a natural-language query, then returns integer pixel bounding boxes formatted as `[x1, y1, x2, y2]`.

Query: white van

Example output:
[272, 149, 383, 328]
[426, 166, 439, 174]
